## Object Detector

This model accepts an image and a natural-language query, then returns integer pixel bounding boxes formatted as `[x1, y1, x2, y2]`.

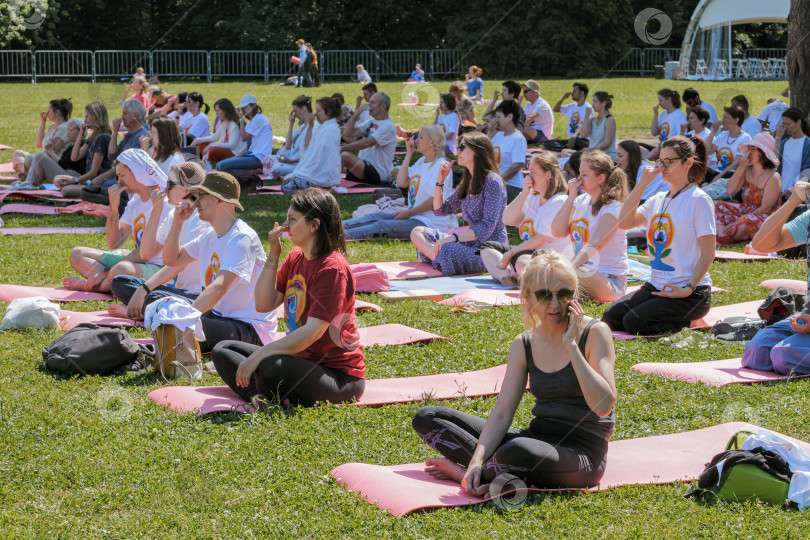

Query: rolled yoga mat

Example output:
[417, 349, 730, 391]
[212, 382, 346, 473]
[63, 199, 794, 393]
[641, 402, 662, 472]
[759, 278, 807, 293]
[328, 422, 809, 516]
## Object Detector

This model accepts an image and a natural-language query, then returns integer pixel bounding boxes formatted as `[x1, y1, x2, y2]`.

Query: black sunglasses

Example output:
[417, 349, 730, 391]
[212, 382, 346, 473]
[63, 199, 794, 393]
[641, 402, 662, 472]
[183, 192, 199, 203]
[533, 288, 576, 305]
[458, 142, 466, 151]
[166, 180, 178, 189]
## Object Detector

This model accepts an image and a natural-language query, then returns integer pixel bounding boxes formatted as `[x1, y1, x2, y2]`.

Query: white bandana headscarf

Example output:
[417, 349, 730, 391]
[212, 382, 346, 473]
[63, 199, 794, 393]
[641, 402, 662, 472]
[117, 148, 167, 189]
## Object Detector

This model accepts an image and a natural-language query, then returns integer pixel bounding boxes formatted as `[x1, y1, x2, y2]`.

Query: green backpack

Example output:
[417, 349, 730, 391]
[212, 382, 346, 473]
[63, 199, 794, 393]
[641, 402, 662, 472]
[686, 430, 792, 506]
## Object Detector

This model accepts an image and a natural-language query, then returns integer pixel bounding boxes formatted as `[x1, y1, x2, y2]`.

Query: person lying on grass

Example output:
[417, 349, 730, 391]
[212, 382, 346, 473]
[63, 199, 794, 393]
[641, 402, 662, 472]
[63, 149, 170, 293]
[106, 162, 212, 320]
[743, 179, 810, 374]
[211, 188, 365, 409]
[480, 152, 571, 286]
[412, 249, 616, 493]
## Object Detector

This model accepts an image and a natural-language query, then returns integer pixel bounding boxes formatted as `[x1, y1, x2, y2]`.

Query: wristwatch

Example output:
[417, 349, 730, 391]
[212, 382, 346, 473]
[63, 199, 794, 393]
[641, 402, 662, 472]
[685, 282, 696, 291]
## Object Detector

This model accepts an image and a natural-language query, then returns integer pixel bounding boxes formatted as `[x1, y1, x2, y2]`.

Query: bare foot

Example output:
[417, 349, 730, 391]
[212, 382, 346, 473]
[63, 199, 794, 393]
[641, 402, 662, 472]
[106, 304, 129, 318]
[500, 275, 519, 288]
[62, 277, 87, 291]
[424, 457, 467, 483]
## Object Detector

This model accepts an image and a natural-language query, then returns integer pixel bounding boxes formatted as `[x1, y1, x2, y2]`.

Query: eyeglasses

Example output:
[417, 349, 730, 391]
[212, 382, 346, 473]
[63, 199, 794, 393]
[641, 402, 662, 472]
[533, 288, 576, 305]
[656, 157, 684, 169]
[458, 142, 466, 151]
[166, 180, 178, 189]
[183, 193, 199, 203]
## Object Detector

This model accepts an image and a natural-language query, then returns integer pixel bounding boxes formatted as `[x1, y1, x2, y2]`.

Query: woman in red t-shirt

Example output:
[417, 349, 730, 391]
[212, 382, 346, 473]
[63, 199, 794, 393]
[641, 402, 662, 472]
[211, 188, 365, 408]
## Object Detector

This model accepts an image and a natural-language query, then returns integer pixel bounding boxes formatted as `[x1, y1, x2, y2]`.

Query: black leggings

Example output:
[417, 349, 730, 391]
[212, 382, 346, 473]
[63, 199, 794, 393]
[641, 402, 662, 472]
[411, 406, 608, 489]
[601, 281, 712, 335]
[211, 340, 365, 407]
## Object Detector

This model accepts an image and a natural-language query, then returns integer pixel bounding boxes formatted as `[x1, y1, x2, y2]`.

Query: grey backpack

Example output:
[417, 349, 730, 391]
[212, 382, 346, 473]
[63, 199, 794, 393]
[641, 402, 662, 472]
[42, 323, 152, 375]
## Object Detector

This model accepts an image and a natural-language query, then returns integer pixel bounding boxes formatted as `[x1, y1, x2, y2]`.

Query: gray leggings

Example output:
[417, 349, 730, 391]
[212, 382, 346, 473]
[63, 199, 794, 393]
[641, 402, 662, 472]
[412, 406, 608, 489]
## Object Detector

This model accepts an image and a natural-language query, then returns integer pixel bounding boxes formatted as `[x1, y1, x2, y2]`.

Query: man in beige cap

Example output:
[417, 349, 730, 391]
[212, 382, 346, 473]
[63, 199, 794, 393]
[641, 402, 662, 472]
[158, 171, 277, 352]
[108, 161, 213, 319]
[520, 79, 554, 145]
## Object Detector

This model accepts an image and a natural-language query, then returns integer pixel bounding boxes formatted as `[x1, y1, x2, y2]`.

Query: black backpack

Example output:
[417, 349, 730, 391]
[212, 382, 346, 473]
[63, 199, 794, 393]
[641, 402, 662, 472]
[42, 323, 152, 375]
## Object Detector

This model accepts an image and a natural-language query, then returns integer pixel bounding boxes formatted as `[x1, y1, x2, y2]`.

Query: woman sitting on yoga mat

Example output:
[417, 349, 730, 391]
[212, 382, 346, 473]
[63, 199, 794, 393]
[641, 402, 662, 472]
[550, 149, 628, 303]
[343, 124, 451, 239]
[602, 134, 715, 335]
[141, 116, 185, 177]
[410, 132, 508, 275]
[412, 250, 616, 492]
[211, 188, 365, 409]
[480, 152, 570, 286]
[742, 180, 810, 374]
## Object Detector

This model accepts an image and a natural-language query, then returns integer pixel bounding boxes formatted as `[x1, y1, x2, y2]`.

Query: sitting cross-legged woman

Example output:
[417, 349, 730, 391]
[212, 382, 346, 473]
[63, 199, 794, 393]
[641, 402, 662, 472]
[603, 135, 715, 335]
[412, 250, 616, 493]
[480, 152, 571, 286]
[211, 188, 365, 409]
[410, 132, 508, 275]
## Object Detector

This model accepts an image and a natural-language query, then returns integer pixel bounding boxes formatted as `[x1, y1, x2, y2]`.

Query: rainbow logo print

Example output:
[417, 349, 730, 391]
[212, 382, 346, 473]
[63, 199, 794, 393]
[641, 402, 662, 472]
[494, 146, 502, 165]
[133, 214, 146, 246]
[569, 218, 589, 253]
[519, 219, 536, 240]
[716, 147, 734, 172]
[204, 253, 220, 287]
[659, 122, 670, 142]
[647, 214, 676, 271]
[408, 174, 421, 208]
[284, 274, 307, 332]
[569, 111, 581, 133]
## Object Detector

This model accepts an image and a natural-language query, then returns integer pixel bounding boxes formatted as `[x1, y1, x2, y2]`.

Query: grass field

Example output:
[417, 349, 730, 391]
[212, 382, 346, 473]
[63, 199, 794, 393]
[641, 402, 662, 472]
[1, 79, 808, 538]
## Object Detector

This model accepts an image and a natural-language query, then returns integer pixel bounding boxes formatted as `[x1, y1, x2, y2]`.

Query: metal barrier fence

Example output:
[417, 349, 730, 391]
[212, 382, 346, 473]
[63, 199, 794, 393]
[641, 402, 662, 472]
[321, 49, 379, 80]
[377, 49, 431, 78]
[1, 47, 739, 81]
[210, 50, 266, 81]
[95, 50, 152, 79]
[152, 50, 209, 81]
[743, 48, 787, 61]
[34, 50, 94, 81]
[0, 50, 34, 82]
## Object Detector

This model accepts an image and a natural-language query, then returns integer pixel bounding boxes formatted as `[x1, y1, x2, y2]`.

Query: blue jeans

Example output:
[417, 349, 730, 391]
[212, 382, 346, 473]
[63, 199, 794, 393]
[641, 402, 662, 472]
[342, 211, 423, 240]
[741, 318, 810, 374]
[217, 155, 262, 176]
[297, 64, 312, 87]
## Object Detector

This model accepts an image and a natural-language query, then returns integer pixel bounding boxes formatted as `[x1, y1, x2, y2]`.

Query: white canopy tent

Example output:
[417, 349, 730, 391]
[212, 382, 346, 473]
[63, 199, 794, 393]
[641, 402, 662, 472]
[679, 0, 790, 79]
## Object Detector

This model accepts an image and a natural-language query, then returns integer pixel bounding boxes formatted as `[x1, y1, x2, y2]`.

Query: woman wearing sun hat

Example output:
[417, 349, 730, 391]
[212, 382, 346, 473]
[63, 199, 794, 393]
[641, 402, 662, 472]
[715, 132, 782, 244]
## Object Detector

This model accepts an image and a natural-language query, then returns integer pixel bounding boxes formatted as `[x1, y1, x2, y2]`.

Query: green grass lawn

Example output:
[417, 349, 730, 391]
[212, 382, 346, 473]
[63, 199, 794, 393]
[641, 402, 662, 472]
[0, 79, 809, 538]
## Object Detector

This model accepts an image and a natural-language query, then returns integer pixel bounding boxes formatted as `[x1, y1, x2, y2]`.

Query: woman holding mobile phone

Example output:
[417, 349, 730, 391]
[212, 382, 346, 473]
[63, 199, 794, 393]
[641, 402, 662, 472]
[412, 249, 616, 494]
[603, 134, 716, 335]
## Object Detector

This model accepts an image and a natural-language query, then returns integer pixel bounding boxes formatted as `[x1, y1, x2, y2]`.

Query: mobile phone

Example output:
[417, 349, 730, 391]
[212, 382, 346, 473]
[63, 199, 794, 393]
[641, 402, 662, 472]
[412, 132, 419, 140]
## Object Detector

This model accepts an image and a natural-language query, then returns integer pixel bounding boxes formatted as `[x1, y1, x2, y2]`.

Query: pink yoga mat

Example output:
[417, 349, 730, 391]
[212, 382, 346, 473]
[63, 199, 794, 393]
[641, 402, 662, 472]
[0, 190, 66, 203]
[148, 363, 520, 415]
[60, 310, 140, 330]
[357, 323, 447, 347]
[439, 288, 521, 306]
[371, 261, 442, 280]
[611, 300, 763, 340]
[396, 103, 439, 107]
[0, 285, 112, 303]
[632, 357, 810, 387]
[0, 227, 105, 235]
[0, 204, 61, 215]
[0, 144, 11, 151]
[715, 250, 781, 261]
[329, 422, 807, 516]
[0, 162, 13, 173]
[760, 278, 806, 292]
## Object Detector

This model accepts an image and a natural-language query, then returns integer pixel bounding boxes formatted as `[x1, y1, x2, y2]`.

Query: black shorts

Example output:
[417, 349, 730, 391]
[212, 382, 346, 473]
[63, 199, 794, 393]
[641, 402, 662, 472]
[525, 128, 548, 145]
[479, 241, 534, 269]
[346, 159, 384, 185]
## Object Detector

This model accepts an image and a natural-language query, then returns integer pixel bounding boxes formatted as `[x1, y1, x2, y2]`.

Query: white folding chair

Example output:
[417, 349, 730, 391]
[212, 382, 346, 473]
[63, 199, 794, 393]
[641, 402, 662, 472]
[735, 58, 748, 79]
[714, 59, 730, 79]
[695, 59, 709, 77]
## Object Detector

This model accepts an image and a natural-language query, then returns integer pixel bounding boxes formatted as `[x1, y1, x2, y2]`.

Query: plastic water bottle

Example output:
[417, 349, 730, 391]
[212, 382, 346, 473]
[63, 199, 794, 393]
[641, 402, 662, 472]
[409, 92, 417, 105]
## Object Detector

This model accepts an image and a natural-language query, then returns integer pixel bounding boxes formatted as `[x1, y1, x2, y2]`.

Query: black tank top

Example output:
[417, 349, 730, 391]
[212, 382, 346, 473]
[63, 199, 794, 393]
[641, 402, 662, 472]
[522, 319, 615, 440]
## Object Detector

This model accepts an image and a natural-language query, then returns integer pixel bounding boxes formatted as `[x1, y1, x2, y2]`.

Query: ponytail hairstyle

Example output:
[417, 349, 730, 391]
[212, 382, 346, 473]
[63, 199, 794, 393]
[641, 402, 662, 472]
[330, 93, 345, 106]
[457, 132, 500, 199]
[213, 98, 240, 124]
[661, 134, 707, 185]
[782, 107, 809, 136]
[316, 96, 341, 119]
[658, 88, 681, 109]
[469, 65, 482, 77]
[187, 92, 209, 114]
[289, 188, 347, 258]
[528, 152, 566, 199]
[292, 94, 313, 113]
[580, 149, 628, 215]
[49, 98, 73, 120]
[593, 91, 613, 111]
[149, 116, 181, 162]
[617, 140, 642, 190]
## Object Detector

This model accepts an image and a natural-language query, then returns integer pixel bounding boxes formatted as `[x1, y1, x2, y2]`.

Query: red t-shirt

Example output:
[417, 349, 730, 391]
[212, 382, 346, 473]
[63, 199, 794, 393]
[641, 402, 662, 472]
[275, 248, 365, 378]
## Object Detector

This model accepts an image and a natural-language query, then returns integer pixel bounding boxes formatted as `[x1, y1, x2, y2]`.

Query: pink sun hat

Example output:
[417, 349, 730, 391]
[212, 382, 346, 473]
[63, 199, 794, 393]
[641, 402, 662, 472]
[739, 132, 780, 167]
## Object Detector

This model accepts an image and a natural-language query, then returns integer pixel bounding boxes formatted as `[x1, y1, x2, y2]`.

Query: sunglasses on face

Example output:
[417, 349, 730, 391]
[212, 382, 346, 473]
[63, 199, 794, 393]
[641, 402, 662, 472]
[184, 193, 199, 203]
[458, 142, 466, 151]
[533, 288, 576, 305]
[166, 180, 178, 190]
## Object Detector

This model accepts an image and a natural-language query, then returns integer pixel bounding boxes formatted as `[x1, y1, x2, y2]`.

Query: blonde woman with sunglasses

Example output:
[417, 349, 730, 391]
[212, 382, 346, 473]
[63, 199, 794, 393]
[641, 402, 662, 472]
[412, 249, 616, 495]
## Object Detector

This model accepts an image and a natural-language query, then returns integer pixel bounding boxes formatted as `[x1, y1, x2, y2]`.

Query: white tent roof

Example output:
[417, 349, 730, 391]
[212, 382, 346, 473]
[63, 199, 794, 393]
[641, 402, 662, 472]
[694, 0, 789, 29]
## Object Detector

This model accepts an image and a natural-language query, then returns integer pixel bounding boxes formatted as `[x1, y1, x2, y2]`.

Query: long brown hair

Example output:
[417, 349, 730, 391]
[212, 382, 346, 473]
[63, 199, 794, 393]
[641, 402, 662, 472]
[580, 149, 627, 215]
[661, 134, 707, 184]
[528, 152, 566, 199]
[457, 132, 500, 199]
[150, 116, 181, 162]
[290, 188, 347, 258]
[84, 102, 111, 140]
[213, 98, 240, 124]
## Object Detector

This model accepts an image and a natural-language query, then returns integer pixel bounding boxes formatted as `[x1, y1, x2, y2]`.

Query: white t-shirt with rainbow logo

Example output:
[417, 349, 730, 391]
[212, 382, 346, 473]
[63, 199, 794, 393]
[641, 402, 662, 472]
[120, 193, 171, 266]
[491, 130, 527, 189]
[406, 156, 454, 231]
[569, 194, 627, 277]
[657, 109, 687, 143]
[519, 192, 571, 254]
